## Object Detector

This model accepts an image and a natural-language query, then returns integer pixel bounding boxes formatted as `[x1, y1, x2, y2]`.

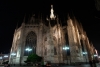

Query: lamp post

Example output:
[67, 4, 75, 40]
[82, 52, 87, 63]
[63, 46, 69, 64]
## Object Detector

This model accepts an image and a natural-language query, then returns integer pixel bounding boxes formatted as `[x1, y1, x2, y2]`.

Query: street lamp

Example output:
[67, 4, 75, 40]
[63, 46, 69, 64]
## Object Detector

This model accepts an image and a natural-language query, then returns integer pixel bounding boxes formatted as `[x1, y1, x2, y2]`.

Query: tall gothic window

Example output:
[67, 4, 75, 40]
[80, 40, 85, 56]
[65, 33, 70, 56]
[65, 33, 69, 45]
[44, 48, 47, 55]
[24, 31, 37, 56]
[53, 36, 57, 55]
[54, 47, 57, 55]
[80, 40, 84, 51]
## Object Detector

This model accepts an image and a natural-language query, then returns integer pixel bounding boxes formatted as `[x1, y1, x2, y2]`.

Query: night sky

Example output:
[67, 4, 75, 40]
[0, 0, 100, 54]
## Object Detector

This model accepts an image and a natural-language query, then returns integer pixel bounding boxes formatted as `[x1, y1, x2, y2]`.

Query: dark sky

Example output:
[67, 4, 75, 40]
[0, 0, 100, 54]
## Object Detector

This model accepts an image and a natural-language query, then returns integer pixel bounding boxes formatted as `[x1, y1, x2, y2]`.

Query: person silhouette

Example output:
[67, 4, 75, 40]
[89, 59, 93, 67]
[93, 59, 97, 67]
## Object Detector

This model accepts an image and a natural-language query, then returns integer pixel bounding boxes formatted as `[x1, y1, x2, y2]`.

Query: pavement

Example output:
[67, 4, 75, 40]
[54, 64, 100, 67]
[0, 64, 100, 67]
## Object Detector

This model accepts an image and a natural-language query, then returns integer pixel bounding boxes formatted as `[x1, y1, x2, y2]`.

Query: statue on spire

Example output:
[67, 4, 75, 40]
[50, 5, 56, 20]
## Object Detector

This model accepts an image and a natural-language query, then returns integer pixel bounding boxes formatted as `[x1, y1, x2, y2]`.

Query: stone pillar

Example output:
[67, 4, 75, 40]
[67, 18, 82, 63]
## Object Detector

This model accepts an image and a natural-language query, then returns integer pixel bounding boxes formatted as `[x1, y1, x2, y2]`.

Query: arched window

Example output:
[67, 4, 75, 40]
[44, 37, 47, 41]
[44, 48, 47, 55]
[24, 31, 37, 56]
[65, 33, 69, 45]
[54, 47, 57, 55]
[53, 36, 57, 55]
[65, 33, 70, 56]
[80, 40, 84, 52]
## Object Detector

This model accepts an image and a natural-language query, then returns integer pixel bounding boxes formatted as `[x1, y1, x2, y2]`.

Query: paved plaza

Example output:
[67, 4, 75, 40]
[0, 64, 100, 67]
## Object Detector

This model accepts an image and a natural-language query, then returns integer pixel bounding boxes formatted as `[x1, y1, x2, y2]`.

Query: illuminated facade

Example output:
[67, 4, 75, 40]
[9, 5, 95, 64]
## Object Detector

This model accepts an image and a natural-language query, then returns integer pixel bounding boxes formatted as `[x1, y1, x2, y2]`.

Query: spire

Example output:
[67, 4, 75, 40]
[60, 19, 62, 27]
[56, 15, 59, 25]
[38, 12, 40, 19]
[40, 13, 42, 22]
[21, 15, 26, 26]
[30, 14, 35, 24]
[67, 13, 70, 20]
[23, 15, 26, 23]
[27, 14, 31, 24]
[16, 21, 19, 29]
[40, 13, 43, 26]
[49, 19, 51, 28]
[50, 5, 56, 20]
[46, 16, 51, 28]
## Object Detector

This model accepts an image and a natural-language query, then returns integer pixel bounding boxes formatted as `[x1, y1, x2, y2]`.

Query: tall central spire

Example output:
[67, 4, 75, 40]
[50, 5, 56, 20]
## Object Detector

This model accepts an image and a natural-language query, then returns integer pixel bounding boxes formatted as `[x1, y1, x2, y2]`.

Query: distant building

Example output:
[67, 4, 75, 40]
[9, 5, 97, 64]
[0, 53, 9, 64]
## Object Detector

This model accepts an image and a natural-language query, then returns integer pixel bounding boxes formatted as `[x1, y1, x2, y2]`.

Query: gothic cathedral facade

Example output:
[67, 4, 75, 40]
[9, 5, 94, 64]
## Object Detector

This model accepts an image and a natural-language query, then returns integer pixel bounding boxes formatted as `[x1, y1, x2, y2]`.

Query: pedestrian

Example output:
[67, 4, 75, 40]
[35, 63, 39, 67]
[89, 59, 93, 67]
[46, 61, 51, 67]
[41, 61, 44, 67]
[93, 59, 97, 67]
[44, 61, 47, 67]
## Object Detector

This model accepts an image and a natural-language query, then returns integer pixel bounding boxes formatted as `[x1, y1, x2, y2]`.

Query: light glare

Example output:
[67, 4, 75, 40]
[11, 53, 16, 56]
[0, 57, 2, 59]
[25, 48, 32, 51]
[4, 55, 8, 57]
[94, 54, 98, 57]
[63, 46, 69, 50]
[82, 52, 87, 54]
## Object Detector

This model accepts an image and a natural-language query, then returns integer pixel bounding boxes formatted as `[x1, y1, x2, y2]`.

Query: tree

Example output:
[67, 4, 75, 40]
[24, 53, 42, 64]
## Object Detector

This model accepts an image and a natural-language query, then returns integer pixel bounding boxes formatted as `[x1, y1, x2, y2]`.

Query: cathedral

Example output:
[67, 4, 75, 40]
[9, 5, 96, 64]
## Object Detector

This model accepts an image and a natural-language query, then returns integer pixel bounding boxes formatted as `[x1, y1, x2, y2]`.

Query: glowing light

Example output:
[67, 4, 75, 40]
[82, 52, 87, 54]
[11, 53, 16, 56]
[25, 48, 32, 51]
[63, 46, 69, 50]
[50, 5, 56, 20]
[4, 55, 8, 57]
[0, 57, 2, 59]
[94, 54, 98, 57]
